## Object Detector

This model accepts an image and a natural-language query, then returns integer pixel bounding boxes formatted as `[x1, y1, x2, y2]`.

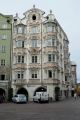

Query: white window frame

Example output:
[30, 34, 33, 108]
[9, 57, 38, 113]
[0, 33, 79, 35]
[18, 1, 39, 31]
[47, 26, 55, 32]
[32, 40, 37, 47]
[16, 56, 24, 63]
[48, 54, 55, 62]
[1, 59, 5, 66]
[17, 27, 24, 34]
[31, 70, 37, 78]
[15, 71, 24, 79]
[47, 39, 55, 46]
[32, 56, 37, 63]
[1, 46, 6, 52]
[48, 70, 56, 78]
[31, 27, 37, 34]
[2, 24, 7, 29]
[2, 34, 7, 40]
[17, 40, 24, 47]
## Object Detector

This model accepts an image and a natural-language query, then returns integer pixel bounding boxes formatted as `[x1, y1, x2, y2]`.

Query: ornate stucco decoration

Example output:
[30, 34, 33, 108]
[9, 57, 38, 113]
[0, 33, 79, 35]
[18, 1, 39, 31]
[14, 64, 26, 69]
[14, 48, 27, 54]
[29, 63, 40, 69]
[43, 62, 58, 69]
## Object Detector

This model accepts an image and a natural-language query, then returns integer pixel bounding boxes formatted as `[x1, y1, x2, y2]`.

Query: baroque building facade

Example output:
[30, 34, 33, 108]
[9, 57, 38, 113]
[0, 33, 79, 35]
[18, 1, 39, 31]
[0, 13, 13, 99]
[12, 6, 76, 101]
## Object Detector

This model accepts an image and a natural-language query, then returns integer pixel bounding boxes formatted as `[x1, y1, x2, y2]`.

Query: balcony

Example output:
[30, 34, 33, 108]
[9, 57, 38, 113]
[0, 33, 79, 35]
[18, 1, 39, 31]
[29, 63, 40, 69]
[43, 62, 58, 68]
[13, 63, 26, 69]
[13, 79, 27, 86]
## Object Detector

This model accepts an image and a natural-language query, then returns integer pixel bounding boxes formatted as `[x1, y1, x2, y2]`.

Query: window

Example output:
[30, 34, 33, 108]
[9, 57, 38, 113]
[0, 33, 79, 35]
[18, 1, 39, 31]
[16, 71, 24, 79]
[32, 56, 37, 63]
[65, 76, 67, 81]
[16, 56, 24, 63]
[17, 27, 24, 34]
[2, 24, 7, 29]
[2, 35, 7, 40]
[1, 60, 5, 66]
[31, 27, 37, 33]
[47, 39, 55, 46]
[48, 70, 52, 78]
[48, 54, 55, 62]
[47, 26, 55, 32]
[17, 40, 24, 47]
[48, 70, 56, 78]
[1, 46, 6, 52]
[32, 40, 37, 47]
[31, 71, 37, 78]
[0, 75, 5, 80]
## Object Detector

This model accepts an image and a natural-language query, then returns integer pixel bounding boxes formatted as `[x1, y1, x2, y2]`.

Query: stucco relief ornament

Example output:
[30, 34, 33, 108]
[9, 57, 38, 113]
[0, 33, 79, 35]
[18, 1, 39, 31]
[33, 5, 35, 8]
[50, 10, 52, 14]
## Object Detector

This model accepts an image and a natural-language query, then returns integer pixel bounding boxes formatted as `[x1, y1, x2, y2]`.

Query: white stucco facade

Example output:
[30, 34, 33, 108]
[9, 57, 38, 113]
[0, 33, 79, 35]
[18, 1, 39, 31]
[12, 6, 73, 101]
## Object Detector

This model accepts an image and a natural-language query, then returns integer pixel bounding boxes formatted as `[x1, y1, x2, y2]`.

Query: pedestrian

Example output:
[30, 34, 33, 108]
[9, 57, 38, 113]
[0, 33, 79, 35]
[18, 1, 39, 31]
[74, 92, 77, 100]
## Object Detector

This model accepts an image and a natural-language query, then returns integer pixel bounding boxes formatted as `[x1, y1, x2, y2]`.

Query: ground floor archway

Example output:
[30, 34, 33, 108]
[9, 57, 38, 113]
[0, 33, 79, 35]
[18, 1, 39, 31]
[0, 88, 5, 96]
[34, 86, 47, 95]
[17, 88, 29, 101]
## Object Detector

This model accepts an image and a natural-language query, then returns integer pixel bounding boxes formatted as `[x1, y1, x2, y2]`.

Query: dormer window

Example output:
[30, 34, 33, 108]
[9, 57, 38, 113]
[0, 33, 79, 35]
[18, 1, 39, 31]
[17, 27, 24, 34]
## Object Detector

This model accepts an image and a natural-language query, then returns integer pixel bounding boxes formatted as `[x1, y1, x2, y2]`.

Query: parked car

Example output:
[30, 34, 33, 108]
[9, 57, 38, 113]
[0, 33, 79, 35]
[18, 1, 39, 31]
[0, 95, 3, 103]
[33, 92, 49, 103]
[12, 94, 27, 103]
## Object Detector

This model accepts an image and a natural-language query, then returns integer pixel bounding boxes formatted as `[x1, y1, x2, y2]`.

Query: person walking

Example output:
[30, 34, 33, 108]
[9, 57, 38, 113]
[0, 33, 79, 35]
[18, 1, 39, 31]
[74, 92, 77, 100]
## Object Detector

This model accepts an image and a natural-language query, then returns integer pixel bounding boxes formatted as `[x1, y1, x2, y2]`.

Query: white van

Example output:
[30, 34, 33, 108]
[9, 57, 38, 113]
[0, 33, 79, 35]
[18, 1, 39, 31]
[33, 92, 49, 103]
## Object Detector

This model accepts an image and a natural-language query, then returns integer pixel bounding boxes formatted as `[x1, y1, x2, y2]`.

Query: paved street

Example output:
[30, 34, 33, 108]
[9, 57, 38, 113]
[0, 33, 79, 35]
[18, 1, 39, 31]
[0, 97, 80, 120]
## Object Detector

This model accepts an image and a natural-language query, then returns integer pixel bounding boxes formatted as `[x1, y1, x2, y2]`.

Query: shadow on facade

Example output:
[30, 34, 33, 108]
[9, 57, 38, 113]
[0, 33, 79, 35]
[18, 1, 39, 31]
[34, 87, 47, 95]
[17, 88, 29, 101]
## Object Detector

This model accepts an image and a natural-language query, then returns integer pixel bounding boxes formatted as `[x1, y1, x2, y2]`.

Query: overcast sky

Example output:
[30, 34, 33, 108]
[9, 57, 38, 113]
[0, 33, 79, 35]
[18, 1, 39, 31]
[0, 0, 80, 82]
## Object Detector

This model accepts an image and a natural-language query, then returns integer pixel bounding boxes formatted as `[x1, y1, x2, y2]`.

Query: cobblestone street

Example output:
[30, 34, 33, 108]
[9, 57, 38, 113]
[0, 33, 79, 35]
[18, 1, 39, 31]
[0, 98, 80, 120]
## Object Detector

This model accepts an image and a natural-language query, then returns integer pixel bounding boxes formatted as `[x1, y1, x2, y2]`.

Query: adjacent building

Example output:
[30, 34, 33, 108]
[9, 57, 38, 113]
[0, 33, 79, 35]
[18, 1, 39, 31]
[70, 61, 77, 96]
[12, 6, 74, 101]
[0, 13, 13, 99]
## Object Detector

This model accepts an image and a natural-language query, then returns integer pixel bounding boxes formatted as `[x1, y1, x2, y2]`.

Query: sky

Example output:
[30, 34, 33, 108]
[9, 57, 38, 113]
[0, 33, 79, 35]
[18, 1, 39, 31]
[0, 0, 80, 82]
